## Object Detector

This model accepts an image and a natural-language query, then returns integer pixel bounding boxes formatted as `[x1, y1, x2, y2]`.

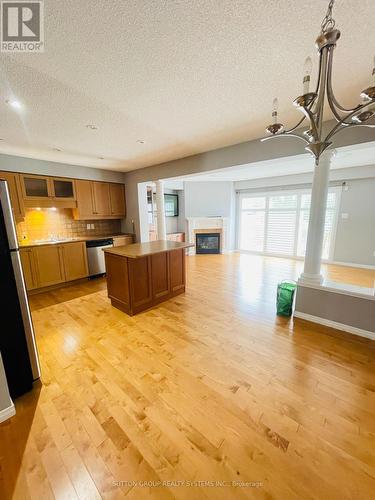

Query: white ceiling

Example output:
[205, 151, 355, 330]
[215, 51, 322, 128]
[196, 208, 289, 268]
[0, 0, 374, 171]
[163, 142, 375, 186]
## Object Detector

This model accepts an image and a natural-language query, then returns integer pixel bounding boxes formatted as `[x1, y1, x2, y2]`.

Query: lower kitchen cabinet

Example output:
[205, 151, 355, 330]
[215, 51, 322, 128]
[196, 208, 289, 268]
[33, 245, 66, 287]
[61, 242, 89, 281]
[19, 248, 38, 290]
[20, 241, 88, 291]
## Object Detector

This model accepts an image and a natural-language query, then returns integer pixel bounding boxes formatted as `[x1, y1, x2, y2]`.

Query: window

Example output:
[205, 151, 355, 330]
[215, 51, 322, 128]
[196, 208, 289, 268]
[238, 187, 340, 260]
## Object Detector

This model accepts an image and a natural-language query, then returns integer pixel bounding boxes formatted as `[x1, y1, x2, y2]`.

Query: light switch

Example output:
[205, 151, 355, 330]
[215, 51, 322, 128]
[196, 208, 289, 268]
[86, 223, 90, 229]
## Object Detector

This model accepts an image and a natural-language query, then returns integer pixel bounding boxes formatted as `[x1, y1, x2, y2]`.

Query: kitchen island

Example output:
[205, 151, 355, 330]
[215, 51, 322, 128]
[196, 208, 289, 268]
[104, 240, 193, 315]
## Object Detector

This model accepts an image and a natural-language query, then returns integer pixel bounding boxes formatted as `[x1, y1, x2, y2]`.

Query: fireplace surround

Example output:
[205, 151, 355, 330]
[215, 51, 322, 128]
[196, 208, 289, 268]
[186, 217, 229, 255]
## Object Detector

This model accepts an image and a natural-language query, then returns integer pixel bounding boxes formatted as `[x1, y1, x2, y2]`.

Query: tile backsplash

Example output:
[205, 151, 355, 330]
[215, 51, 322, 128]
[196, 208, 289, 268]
[16, 208, 121, 244]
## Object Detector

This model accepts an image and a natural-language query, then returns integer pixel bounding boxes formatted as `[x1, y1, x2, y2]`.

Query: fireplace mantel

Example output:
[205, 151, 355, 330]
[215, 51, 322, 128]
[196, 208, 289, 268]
[186, 217, 229, 255]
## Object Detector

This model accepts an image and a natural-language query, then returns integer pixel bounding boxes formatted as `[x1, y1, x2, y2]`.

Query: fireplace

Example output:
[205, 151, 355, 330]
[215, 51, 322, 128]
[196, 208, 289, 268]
[195, 233, 221, 254]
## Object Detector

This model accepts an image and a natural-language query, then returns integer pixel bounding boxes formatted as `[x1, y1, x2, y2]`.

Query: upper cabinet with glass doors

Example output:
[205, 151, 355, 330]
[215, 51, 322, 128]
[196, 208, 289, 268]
[21, 174, 76, 204]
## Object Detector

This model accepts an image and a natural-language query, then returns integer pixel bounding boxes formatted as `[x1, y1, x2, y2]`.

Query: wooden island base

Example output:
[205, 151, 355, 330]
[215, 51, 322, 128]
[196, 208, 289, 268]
[104, 240, 193, 315]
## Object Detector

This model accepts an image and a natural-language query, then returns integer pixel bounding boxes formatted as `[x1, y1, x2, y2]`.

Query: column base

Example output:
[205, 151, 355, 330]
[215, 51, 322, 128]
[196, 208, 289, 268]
[298, 272, 324, 286]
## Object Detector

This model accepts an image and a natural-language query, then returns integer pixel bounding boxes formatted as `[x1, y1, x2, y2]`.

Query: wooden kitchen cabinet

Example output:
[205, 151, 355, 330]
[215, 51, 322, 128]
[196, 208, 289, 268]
[21, 174, 52, 200]
[20, 241, 88, 291]
[169, 248, 186, 293]
[0, 171, 25, 220]
[109, 183, 126, 217]
[92, 182, 111, 216]
[51, 177, 76, 200]
[104, 241, 191, 315]
[33, 245, 65, 287]
[74, 180, 126, 220]
[74, 180, 96, 218]
[19, 248, 37, 290]
[61, 241, 88, 281]
[20, 174, 77, 208]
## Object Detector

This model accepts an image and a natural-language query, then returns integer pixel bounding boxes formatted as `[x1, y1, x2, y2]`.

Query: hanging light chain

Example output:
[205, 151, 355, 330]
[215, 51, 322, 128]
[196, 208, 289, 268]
[321, 0, 336, 33]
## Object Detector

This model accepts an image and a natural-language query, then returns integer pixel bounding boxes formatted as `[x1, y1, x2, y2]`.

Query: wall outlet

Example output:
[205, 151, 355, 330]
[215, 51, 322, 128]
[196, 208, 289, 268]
[86, 223, 90, 230]
[373, 251, 375, 257]
[341, 213, 349, 219]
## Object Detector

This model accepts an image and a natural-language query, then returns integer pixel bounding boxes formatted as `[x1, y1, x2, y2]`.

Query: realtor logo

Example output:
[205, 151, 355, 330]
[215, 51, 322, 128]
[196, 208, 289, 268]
[1, 1, 44, 52]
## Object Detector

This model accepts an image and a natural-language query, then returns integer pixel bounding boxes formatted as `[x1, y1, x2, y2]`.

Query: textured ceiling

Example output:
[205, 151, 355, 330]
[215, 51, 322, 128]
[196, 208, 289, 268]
[0, 0, 374, 171]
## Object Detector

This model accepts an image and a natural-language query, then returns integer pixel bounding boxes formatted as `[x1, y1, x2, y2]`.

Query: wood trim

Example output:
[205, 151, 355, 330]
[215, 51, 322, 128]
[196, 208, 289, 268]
[24, 199, 77, 209]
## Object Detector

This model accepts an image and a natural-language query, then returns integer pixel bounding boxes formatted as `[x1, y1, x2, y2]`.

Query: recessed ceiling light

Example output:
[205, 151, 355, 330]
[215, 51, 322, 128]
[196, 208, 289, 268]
[98, 156, 105, 160]
[52, 147, 62, 152]
[136, 139, 145, 144]
[86, 124, 98, 130]
[6, 99, 22, 110]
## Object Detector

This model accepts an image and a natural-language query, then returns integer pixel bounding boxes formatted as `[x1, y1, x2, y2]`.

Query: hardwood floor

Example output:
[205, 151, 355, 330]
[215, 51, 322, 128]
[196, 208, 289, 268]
[1, 253, 374, 499]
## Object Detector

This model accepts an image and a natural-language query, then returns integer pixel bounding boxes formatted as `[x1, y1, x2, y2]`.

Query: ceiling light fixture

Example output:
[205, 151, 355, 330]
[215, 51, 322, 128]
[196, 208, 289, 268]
[262, 0, 375, 161]
[6, 99, 22, 110]
[262, 0, 375, 286]
[136, 139, 145, 144]
[97, 156, 105, 160]
[52, 147, 62, 152]
[86, 124, 98, 130]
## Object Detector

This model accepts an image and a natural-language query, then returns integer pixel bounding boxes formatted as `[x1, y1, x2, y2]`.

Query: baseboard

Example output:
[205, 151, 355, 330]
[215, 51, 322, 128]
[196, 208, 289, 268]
[0, 401, 15, 423]
[294, 311, 375, 341]
[330, 260, 375, 270]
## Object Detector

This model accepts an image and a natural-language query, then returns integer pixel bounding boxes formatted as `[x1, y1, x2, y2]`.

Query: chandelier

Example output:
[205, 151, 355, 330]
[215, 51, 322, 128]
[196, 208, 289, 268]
[262, 0, 375, 162]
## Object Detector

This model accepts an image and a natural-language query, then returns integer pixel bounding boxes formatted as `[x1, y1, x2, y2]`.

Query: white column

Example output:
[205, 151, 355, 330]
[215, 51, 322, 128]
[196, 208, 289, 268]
[299, 149, 335, 285]
[155, 180, 166, 240]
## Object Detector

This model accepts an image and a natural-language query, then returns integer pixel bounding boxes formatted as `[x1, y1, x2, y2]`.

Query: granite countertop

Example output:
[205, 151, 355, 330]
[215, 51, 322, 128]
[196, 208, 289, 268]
[104, 240, 193, 259]
[19, 233, 134, 248]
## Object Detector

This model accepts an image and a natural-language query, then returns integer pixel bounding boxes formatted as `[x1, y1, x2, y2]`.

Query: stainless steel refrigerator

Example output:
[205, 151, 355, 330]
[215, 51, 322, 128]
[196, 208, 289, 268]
[0, 179, 40, 398]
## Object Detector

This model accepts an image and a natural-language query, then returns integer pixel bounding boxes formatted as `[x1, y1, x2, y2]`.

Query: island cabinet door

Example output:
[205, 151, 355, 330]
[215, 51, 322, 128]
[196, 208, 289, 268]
[128, 256, 153, 313]
[151, 252, 170, 302]
[169, 248, 185, 294]
[105, 253, 131, 312]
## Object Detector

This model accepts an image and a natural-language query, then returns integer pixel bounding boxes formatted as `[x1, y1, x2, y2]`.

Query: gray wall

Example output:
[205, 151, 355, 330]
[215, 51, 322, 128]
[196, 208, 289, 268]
[0, 153, 125, 183]
[334, 178, 375, 266]
[295, 285, 375, 335]
[184, 181, 234, 218]
[183, 181, 236, 249]
[123, 120, 375, 238]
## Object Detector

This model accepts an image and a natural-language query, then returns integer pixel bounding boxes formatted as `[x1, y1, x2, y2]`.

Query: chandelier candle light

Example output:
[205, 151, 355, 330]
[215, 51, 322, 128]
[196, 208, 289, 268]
[262, 0, 375, 285]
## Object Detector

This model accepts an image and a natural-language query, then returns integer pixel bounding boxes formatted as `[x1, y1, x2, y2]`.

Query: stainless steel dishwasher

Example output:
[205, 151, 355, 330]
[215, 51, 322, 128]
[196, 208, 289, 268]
[86, 238, 113, 278]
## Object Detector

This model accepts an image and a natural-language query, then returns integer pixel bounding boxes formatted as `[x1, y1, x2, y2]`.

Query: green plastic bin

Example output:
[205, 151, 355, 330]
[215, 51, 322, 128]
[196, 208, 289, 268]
[276, 281, 297, 317]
